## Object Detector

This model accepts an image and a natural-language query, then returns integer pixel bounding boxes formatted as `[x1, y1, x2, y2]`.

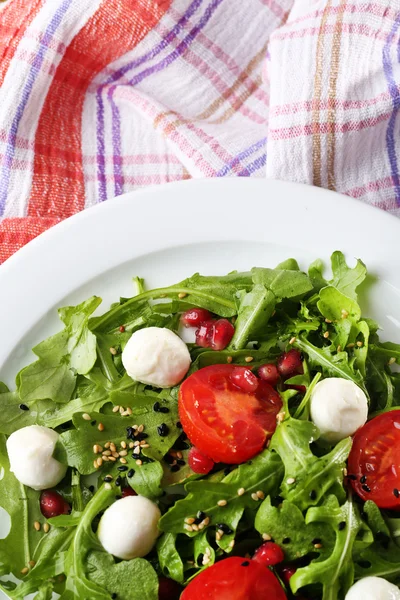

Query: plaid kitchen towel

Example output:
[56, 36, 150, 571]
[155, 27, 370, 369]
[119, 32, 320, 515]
[0, 0, 399, 262]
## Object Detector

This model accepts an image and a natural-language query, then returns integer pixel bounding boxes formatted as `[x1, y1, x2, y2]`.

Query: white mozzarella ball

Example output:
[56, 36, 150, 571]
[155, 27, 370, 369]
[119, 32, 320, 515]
[122, 327, 191, 388]
[97, 495, 161, 560]
[6, 425, 67, 490]
[345, 577, 400, 600]
[310, 377, 368, 443]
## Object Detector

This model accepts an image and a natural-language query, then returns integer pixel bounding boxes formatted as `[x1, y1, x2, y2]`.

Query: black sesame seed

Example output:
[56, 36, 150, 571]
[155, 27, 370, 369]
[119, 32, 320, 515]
[126, 427, 135, 440]
[360, 475, 367, 484]
[348, 474, 357, 481]
[104, 476, 113, 482]
[171, 465, 180, 472]
[136, 432, 149, 441]
[157, 423, 169, 437]
[159, 406, 170, 413]
[394, 488, 400, 498]
[312, 538, 321, 545]
[241, 561, 250, 567]
[282, 537, 291, 544]
[115, 476, 122, 487]
[164, 454, 175, 465]
[153, 401, 161, 412]
[362, 484, 371, 493]
[19, 404, 29, 411]
[338, 522, 346, 530]
[89, 485, 95, 493]
[141, 456, 154, 464]
[172, 438, 189, 450]
[177, 459, 186, 466]
[117, 466, 128, 472]
[216, 523, 233, 535]
[90, 420, 97, 426]
[176, 421, 183, 429]
[309, 490, 317, 500]
[197, 511, 206, 520]
[127, 469, 135, 478]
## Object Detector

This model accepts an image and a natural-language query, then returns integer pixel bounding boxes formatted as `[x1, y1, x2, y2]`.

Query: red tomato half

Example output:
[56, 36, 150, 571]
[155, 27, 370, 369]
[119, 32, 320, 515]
[348, 410, 400, 509]
[181, 557, 286, 600]
[179, 365, 282, 464]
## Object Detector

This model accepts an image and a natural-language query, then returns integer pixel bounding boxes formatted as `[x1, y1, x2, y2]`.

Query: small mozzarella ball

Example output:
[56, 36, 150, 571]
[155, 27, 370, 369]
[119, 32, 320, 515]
[122, 327, 191, 388]
[345, 577, 400, 600]
[6, 425, 67, 490]
[310, 377, 368, 443]
[97, 495, 161, 560]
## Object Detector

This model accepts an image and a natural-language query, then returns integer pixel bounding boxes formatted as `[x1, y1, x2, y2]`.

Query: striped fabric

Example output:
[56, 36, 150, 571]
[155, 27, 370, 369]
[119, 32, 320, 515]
[0, 0, 399, 262]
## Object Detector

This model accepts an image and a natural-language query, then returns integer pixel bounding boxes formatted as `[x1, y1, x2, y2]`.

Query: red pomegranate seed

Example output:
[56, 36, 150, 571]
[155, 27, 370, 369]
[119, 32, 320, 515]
[252, 541, 285, 567]
[188, 446, 215, 474]
[181, 308, 213, 328]
[121, 486, 137, 498]
[230, 367, 259, 393]
[258, 363, 280, 387]
[119, 325, 125, 333]
[158, 577, 182, 600]
[195, 320, 215, 348]
[280, 565, 296, 583]
[40, 490, 71, 519]
[195, 319, 235, 351]
[277, 349, 303, 380]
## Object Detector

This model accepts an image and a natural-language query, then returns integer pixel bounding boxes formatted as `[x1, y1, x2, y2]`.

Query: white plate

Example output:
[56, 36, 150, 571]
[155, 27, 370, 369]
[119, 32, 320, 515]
[0, 178, 400, 598]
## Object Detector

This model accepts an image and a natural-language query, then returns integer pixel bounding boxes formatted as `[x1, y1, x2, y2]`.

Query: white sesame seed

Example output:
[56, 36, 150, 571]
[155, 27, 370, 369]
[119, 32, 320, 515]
[137, 424, 144, 433]
[217, 499, 227, 507]
[105, 442, 111, 449]
[136, 459, 143, 466]
[276, 411, 286, 423]
[202, 555, 210, 565]
[82, 413, 91, 421]
[110, 443, 117, 452]
[341, 309, 349, 318]
[323, 331, 330, 339]
[103, 450, 111, 456]
[205, 547, 211, 556]
[216, 531, 222, 541]
[93, 444, 99, 454]
[104, 483, 112, 491]
[108, 456, 116, 462]
[28, 561, 36, 568]
[198, 522, 205, 530]
[337, 345, 342, 352]
[185, 517, 195, 525]
[289, 336, 296, 345]
[237, 487, 245, 496]
[203, 517, 210, 526]
[126, 407, 133, 415]
[262, 533, 271, 541]
[121, 441, 127, 449]
[21, 567, 29, 575]
[112, 451, 119, 458]
[133, 446, 141, 455]
[98, 423, 105, 432]
[109, 347, 117, 355]
[129, 442, 134, 448]
[133, 440, 140, 447]
[343, 467, 348, 476]
[112, 405, 120, 413]
[93, 460, 99, 469]
[97, 457, 103, 467]
[43, 523, 50, 533]
[229, 540, 235, 548]
[34, 521, 41, 531]
[141, 443, 150, 449]
[256, 490, 265, 499]
[120, 457, 127, 464]
[178, 292, 187, 299]
[102, 456, 109, 462]
[251, 493, 259, 502]
[227, 356, 233, 363]
[192, 524, 199, 532]
[119, 450, 128, 457]
[119, 406, 124, 414]
[325, 319, 332, 324]
[184, 524, 193, 532]
[356, 341, 363, 347]
[389, 357, 397, 365]
[314, 543, 322, 549]
[286, 477, 296, 485]
[176, 451, 183, 459]
[245, 356, 254, 363]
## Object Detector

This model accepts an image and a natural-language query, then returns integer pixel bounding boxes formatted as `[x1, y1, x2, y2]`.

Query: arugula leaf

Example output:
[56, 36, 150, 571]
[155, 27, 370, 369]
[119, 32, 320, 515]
[270, 417, 350, 511]
[252, 267, 313, 298]
[255, 498, 335, 561]
[18, 298, 101, 404]
[329, 251, 367, 300]
[87, 551, 158, 600]
[156, 533, 185, 583]
[291, 495, 367, 599]
[129, 461, 164, 500]
[229, 285, 276, 350]
[159, 450, 283, 552]
[0, 390, 37, 434]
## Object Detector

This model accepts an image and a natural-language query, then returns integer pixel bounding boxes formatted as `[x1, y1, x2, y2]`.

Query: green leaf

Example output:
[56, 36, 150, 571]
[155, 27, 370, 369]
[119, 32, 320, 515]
[159, 450, 283, 552]
[255, 498, 335, 561]
[251, 268, 312, 298]
[329, 251, 367, 300]
[229, 285, 276, 350]
[156, 533, 185, 583]
[291, 495, 366, 599]
[270, 417, 350, 511]
[87, 551, 158, 600]
[0, 390, 37, 434]
[129, 461, 164, 500]
[317, 286, 361, 322]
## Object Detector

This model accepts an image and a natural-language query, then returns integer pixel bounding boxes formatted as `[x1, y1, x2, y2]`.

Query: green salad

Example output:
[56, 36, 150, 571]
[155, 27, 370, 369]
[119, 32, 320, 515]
[0, 251, 400, 600]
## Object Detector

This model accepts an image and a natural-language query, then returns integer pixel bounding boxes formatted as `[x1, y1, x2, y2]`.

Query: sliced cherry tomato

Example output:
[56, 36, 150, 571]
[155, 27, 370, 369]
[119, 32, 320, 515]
[181, 557, 286, 600]
[348, 410, 400, 509]
[179, 364, 282, 464]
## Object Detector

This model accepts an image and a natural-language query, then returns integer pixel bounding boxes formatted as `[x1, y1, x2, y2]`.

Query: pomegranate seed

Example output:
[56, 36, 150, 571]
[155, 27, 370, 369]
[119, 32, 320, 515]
[230, 367, 259, 393]
[40, 490, 71, 519]
[121, 486, 137, 498]
[119, 325, 125, 333]
[195, 320, 215, 348]
[258, 363, 280, 387]
[280, 565, 296, 583]
[158, 577, 182, 600]
[211, 319, 235, 350]
[188, 447, 215, 474]
[252, 541, 285, 567]
[181, 308, 212, 328]
[277, 349, 303, 380]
